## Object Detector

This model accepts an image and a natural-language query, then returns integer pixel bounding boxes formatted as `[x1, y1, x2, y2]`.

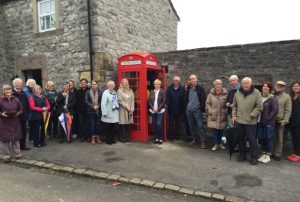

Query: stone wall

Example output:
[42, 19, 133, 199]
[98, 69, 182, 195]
[0, 0, 178, 88]
[0, 3, 9, 84]
[155, 40, 300, 91]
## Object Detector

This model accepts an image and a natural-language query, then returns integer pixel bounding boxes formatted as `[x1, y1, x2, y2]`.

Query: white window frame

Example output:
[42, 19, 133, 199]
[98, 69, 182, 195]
[37, 0, 56, 33]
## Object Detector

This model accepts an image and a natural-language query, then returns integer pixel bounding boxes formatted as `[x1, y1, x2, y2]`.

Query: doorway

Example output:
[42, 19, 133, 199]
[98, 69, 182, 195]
[22, 69, 43, 88]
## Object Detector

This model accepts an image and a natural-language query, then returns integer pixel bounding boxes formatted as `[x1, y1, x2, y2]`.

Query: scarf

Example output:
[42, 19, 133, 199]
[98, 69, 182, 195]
[90, 89, 99, 114]
[110, 90, 119, 110]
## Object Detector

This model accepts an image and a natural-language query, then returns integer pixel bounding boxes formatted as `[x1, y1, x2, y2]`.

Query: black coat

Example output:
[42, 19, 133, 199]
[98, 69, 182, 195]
[185, 84, 207, 112]
[166, 84, 185, 114]
[85, 89, 102, 114]
[12, 89, 29, 121]
[76, 87, 90, 114]
[290, 98, 300, 127]
[56, 92, 76, 116]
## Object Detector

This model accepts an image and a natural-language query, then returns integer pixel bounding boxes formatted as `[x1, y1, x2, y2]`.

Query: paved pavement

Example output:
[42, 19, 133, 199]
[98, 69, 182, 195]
[3, 139, 300, 202]
[0, 163, 214, 202]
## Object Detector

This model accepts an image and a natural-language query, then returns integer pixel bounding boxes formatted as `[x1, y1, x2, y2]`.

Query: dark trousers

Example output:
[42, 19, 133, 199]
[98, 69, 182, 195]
[290, 125, 300, 156]
[79, 112, 89, 139]
[104, 123, 118, 144]
[20, 120, 27, 149]
[48, 110, 58, 138]
[87, 114, 100, 138]
[237, 123, 258, 159]
[32, 119, 45, 146]
[28, 120, 34, 141]
[72, 111, 79, 135]
[168, 113, 181, 139]
[153, 113, 164, 140]
[120, 124, 130, 142]
[212, 129, 223, 145]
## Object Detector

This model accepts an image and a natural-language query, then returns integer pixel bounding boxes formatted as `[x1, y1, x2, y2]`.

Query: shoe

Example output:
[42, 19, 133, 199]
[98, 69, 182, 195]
[274, 156, 281, 161]
[72, 134, 77, 139]
[21, 147, 31, 151]
[91, 137, 96, 145]
[112, 140, 117, 144]
[237, 155, 246, 162]
[59, 140, 64, 144]
[261, 155, 271, 163]
[212, 145, 218, 151]
[258, 154, 266, 162]
[189, 139, 196, 146]
[15, 156, 24, 160]
[218, 144, 226, 150]
[158, 139, 163, 145]
[250, 159, 258, 165]
[42, 143, 47, 147]
[154, 139, 159, 144]
[201, 144, 207, 149]
[288, 155, 300, 162]
[95, 136, 102, 144]
[3, 158, 11, 163]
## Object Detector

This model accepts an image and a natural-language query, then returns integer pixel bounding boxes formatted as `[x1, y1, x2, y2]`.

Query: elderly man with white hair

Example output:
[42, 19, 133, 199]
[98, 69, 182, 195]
[166, 76, 185, 140]
[232, 77, 263, 165]
[226, 75, 240, 119]
[12, 78, 31, 150]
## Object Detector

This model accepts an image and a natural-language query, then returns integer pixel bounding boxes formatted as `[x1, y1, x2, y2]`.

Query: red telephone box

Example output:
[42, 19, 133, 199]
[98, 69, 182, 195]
[118, 52, 167, 142]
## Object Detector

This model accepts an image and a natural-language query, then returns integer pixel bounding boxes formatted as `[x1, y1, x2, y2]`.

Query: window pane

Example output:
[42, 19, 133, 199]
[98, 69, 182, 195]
[40, 16, 45, 30]
[40, 2, 45, 15]
[50, 0, 55, 13]
[45, 15, 51, 29]
[50, 15, 55, 28]
[46, 1, 51, 13]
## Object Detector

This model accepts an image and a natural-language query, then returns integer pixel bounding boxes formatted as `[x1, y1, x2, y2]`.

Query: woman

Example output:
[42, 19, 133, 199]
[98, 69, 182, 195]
[85, 80, 102, 145]
[28, 85, 50, 147]
[257, 82, 278, 163]
[23, 79, 36, 142]
[205, 79, 228, 151]
[101, 80, 119, 145]
[149, 79, 166, 144]
[56, 82, 76, 143]
[118, 78, 135, 143]
[44, 81, 58, 138]
[287, 81, 300, 162]
[0, 85, 23, 162]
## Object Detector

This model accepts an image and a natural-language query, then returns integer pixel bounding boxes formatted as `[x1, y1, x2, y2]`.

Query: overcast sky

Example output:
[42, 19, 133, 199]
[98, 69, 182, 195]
[171, 0, 300, 50]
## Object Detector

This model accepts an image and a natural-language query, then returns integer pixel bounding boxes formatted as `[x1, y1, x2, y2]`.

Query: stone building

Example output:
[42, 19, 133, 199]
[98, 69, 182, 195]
[0, 0, 179, 87]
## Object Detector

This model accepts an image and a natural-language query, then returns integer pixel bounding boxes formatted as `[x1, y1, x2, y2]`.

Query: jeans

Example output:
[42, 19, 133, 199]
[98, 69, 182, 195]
[186, 109, 205, 144]
[79, 112, 89, 139]
[87, 114, 100, 138]
[120, 124, 130, 141]
[212, 129, 223, 145]
[257, 124, 275, 154]
[32, 119, 45, 146]
[152, 113, 164, 140]
[168, 113, 182, 139]
[290, 125, 300, 156]
[237, 123, 258, 159]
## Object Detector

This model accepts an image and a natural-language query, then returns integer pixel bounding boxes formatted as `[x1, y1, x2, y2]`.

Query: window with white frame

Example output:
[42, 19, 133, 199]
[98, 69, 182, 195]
[38, 0, 56, 32]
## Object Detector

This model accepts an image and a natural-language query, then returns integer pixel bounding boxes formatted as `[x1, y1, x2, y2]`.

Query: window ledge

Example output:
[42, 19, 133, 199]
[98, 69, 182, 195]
[33, 28, 64, 38]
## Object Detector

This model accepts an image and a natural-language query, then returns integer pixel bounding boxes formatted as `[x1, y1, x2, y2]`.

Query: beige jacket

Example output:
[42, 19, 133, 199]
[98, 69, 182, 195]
[232, 87, 263, 125]
[117, 88, 135, 125]
[206, 88, 228, 129]
[275, 91, 292, 123]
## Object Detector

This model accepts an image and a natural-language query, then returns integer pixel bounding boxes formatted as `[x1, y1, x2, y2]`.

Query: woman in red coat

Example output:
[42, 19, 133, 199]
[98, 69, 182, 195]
[0, 84, 23, 162]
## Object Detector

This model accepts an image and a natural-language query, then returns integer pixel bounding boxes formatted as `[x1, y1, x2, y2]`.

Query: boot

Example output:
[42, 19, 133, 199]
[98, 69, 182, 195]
[95, 136, 101, 144]
[91, 137, 96, 145]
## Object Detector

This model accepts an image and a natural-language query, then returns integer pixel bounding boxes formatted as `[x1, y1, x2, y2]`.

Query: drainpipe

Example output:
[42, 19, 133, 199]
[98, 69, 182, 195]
[87, 0, 93, 81]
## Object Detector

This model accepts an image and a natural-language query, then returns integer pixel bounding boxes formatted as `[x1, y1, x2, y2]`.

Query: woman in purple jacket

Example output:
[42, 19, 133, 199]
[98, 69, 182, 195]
[257, 82, 278, 163]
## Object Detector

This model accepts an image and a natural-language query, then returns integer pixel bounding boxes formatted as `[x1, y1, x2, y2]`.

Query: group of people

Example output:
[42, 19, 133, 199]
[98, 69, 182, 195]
[0, 74, 299, 166]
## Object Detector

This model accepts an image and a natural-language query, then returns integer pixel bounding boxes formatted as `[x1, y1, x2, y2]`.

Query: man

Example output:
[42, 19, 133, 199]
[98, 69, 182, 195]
[273, 81, 292, 161]
[76, 78, 90, 142]
[226, 75, 240, 121]
[166, 76, 185, 140]
[185, 74, 207, 148]
[232, 77, 263, 165]
[12, 78, 31, 150]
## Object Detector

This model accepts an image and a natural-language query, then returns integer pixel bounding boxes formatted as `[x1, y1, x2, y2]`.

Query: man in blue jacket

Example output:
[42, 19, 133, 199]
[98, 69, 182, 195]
[166, 76, 185, 140]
